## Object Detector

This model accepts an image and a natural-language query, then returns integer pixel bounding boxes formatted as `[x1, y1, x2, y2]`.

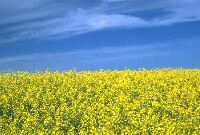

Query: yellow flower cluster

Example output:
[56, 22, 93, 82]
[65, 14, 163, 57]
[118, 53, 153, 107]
[0, 69, 200, 134]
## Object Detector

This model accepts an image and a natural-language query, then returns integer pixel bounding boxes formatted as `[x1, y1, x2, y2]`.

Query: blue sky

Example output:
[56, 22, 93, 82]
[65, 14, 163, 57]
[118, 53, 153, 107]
[0, 0, 200, 72]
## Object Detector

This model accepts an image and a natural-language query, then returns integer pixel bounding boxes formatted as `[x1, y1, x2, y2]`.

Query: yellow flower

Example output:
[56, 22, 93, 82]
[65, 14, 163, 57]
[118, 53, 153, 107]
[0, 69, 199, 134]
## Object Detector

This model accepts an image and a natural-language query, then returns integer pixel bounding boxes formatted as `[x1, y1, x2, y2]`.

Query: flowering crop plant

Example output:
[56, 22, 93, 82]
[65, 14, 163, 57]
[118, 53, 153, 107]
[0, 69, 200, 134]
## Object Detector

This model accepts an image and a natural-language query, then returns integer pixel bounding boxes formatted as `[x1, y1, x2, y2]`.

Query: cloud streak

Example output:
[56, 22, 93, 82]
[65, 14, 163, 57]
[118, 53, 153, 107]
[1, 39, 200, 72]
[1, 0, 200, 45]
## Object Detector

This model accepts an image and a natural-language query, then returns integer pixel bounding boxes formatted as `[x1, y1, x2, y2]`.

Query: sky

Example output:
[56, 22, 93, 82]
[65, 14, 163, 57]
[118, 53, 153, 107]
[0, 0, 200, 72]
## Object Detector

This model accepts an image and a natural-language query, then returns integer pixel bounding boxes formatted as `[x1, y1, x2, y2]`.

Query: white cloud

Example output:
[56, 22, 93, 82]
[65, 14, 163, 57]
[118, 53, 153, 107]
[87, 14, 148, 28]
[0, 0, 200, 45]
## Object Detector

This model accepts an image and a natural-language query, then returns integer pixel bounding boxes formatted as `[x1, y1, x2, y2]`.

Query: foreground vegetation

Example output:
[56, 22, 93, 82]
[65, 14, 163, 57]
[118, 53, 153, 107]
[0, 69, 200, 134]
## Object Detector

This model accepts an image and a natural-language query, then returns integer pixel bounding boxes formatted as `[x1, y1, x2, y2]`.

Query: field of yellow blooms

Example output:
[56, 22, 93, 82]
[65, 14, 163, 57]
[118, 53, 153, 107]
[0, 69, 200, 134]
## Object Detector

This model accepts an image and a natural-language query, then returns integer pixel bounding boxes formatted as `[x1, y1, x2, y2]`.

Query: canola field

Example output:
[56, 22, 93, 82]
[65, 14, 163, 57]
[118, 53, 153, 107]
[0, 69, 200, 134]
